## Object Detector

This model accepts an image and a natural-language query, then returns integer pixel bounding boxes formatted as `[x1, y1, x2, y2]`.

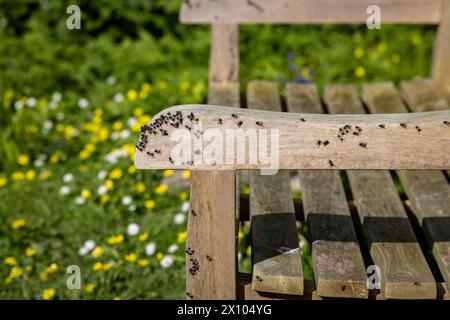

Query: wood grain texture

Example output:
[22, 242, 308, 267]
[180, 0, 442, 24]
[186, 84, 239, 300]
[134, 105, 450, 170]
[401, 79, 449, 112]
[286, 83, 368, 299]
[325, 84, 436, 300]
[247, 81, 303, 295]
[209, 24, 239, 84]
[432, 0, 450, 94]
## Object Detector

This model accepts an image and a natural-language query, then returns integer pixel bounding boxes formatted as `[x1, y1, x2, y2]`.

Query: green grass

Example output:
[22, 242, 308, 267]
[0, 0, 436, 299]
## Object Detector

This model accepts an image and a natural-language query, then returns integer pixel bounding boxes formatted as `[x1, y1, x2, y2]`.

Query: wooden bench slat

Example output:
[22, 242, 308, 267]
[180, 0, 442, 24]
[247, 81, 303, 295]
[286, 83, 368, 299]
[186, 84, 239, 299]
[324, 84, 436, 300]
[395, 80, 450, 294]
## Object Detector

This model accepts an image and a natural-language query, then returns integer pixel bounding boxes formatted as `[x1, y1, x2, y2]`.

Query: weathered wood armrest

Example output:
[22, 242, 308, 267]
[134, 105, 450, 170]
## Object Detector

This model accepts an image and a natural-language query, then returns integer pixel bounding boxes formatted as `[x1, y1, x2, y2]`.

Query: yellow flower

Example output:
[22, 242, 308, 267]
[25, 265, 33, 272]
[25, 169, 36, 181]
[113, 296, 121, 300]
[180, 81, 190, 93]
[133, 107, 144, 117]
[127, 90, 138, 102]
[11, 218, 26, 230]
[134, 182, 146, 193]
[91, 246, 104, 258]
[124, 253, 137, 263]
[246, 246, 251, 256]
[145, 200, 155, 209]
[79, 150, 90, 160]
[105, 180, 114, 190]
[112, 121, 123, 131]
[102, 263, 111, 271]
[162, 170, 173, 177]
[11, 171, 25, 181]
[157, 81, 168, 90]
[98, 127, 109, 141]
[41, 288, 55, 300]
[39, 169, 52, 180]
[107, 234, 124, 245]
[40, 271, 48, 281]
[100, 195, 110, 203]
[85, 283, 95, 293]
[355, 66, 365, 78]
[180, 192, 188, 201]
[377, 42, 387, 53]
[182, 170, 190, 180]
[154, 184, 168, 194]
[238, 230, 244, 240]
[64, 126, 75, 140]
[49, 153, 60, 164]
[17, 154, 30, 166]
[47, 263, 58, 273]
[138, 259, 149, 267]
[127, 165, 136, 174]
[411, 33, 422, 46]
[25, 248, 36, 257]
[141, 83, 152, 92]
[139, 90, 149, 100]
[156, 252, 163, 260]
[10, 267, 23, 278]
[109, 168, 122, 180]
[85, 143, 96, 153]
[81, 189, 91, 199]
[4, 257, 17, 265]
[78, 165, 89, 173]
[177, 231, 187, 244]
[354, 47, 364, 59]
[138, 232, 149, 242]
[25, 125, 39, 134]
[243, 187, 250, 195]
[0, 177, 7, 187]
[92, 262, 103, 271]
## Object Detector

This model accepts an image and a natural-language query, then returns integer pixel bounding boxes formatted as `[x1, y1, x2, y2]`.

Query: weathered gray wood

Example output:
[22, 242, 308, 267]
[209, 24, 239, 84]
[397, 80, 450, 294]
[247, 81, 303, 295]
[134, 105, 450, 170]
[180, 0, 442, 24]
[401, 79, 449, 112]
[432, 0, 450, 94]
[186, 84, 239, 299]
[325, 84, 437, 300]
[286, 83, 368, 299]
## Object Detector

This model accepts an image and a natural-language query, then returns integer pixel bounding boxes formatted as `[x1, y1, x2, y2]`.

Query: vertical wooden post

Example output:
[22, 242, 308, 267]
[186, 23, 240, 299]
[432, 0, 450, 94]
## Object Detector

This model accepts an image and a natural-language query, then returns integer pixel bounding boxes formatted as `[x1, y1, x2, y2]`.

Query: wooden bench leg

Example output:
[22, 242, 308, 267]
[186, 171, 237, 299]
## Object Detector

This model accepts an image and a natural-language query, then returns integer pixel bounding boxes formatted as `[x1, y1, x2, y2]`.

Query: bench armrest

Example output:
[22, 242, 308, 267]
[134, 105, 450, 170]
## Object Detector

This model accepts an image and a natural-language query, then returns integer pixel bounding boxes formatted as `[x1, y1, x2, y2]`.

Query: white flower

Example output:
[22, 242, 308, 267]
[79, 247, 89, 256]
[34, 159, 44, 167]
[59, 185, 71, 195]
[75, 196, 85, 205]
[62, 173, 74, 183]
[145, 242, 156, 256]
[97, 184, 108, 196]
[78, 98, 89, 109]
[120, 129, 130, 139]
[121, 196, 132, 206]
[106, 76, 116, 86]
[160, 255, 174, 268]
[52, 92, 62, 102]
[26, 97, 37, 108]
[110, 132, 120, 141]
[84, 240, 96, 251]
[168, 244, 178, 253]
[181, 201, 190, 212]
[14, 100, 24, 110]
[127, 223, 140, 236]
[127, 117, 137, 127]
[113, 93, 124, 103]
[43, 120, 54, 131]
[71, 128, 79, 137]
[97, 170, 107, 180]
[49, 101, 58, 110]
[128, 205, 137, 212]
[55, 112, 65, 120]
[238, 252, 242, 261]
[38, 153, 48, 161]
[174, 213, 186, 225]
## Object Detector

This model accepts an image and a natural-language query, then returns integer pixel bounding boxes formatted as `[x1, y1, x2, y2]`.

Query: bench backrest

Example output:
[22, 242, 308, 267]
[180, 0, 450, 93]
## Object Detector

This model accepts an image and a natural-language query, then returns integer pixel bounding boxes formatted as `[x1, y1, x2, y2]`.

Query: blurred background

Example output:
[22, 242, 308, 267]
[0, 0, 436, 299]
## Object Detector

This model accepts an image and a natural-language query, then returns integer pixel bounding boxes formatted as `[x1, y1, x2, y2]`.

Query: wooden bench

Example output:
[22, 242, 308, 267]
[136, 0, 450, 300]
